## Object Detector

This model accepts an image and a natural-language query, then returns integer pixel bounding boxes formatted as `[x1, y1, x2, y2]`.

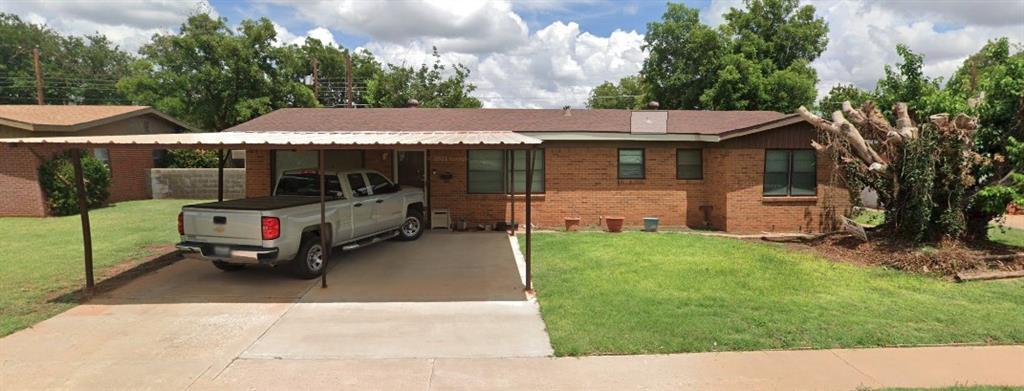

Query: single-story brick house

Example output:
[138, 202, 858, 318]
[229, 107, 850, 234]
[0, 105, 193, 216]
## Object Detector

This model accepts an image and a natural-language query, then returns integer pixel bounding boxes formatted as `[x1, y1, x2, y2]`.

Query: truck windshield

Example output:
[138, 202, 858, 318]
[275, 173, 342, 197]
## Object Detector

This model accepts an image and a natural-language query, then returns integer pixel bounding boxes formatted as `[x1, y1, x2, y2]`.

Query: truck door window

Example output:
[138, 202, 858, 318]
[347, 173, 371, 197]
[275, 173, 343, 198]
[366, 173, 396, 194]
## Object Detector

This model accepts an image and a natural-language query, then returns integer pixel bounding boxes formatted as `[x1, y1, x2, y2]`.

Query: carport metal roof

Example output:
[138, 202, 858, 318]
[0, 130, 541, 296]
[0, 130, 543, 148]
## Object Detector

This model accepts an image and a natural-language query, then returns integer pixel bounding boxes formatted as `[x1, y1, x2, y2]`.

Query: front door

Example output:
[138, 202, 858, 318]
[397, 151, 426, 189]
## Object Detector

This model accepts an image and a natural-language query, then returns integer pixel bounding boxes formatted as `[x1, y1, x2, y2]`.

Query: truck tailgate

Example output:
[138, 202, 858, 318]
[183, 208, 262, 244]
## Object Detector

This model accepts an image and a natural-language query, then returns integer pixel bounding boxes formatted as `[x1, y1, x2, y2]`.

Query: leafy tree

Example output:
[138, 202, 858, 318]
[641, 3, 728, 109]
[118, 14, 317, 131]
[0, 13, 131, 105]
[818, 84, 875, 116]
[640, 0, 826, 111]
[586, 76, 646, 109]
[161, 149, 221, 168]
[365, 48, 481, 108]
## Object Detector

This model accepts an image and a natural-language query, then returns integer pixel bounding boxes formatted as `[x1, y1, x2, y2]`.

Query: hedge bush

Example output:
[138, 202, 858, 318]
[161, 149, 220, 168]
[38, 151, 112, 216]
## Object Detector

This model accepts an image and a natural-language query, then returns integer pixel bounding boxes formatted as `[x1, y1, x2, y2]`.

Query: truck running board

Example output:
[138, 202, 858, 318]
[341, 230, 399, 251]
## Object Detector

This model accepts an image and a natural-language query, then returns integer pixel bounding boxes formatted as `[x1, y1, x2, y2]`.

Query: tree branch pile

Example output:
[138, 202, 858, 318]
[798, 101, 983, 241]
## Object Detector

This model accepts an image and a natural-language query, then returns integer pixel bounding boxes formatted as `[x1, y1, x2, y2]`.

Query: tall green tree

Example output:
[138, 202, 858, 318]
[117, 14, 317, 131]
[640, 0, 826, 112]
[0, 13, 131, 105]
[364, 48, 481, 108]
[586, 75, 646, 109]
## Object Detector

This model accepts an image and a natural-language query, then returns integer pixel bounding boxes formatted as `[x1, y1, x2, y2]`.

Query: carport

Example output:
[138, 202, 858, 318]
[0, 130, 543, 293]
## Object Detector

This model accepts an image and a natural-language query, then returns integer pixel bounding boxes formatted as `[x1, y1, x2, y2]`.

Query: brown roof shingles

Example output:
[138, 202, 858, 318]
[0, 105, 149, 127]
[226, 107, 790, 135]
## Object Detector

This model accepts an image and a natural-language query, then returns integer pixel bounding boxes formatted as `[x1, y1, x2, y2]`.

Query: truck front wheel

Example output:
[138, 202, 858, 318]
[397, 209, 424, 241]
[291, 235, 325, 279]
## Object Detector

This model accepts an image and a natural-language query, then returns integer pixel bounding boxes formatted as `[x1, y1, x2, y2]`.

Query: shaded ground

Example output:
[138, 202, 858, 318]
[528, 232, 1024, 356]
[0, 199, 203, 336]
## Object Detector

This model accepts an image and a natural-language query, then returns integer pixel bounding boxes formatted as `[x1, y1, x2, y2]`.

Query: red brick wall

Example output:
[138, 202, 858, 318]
[107, 147, 153, 202]
[245, 150, 272, 197]
[364, 150, 393, 180]
[0, 144, 61, 216]
[425, 134, 849, 233]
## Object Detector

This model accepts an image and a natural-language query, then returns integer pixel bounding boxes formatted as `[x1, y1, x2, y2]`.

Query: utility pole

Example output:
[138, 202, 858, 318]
[345, 53, 353, 108]
[311, 57, 320, 105]
[32, 48, 44, 105]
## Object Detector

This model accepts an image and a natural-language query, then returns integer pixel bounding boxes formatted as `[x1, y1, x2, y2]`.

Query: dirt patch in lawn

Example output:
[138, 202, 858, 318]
[784, 234, 1024, 277]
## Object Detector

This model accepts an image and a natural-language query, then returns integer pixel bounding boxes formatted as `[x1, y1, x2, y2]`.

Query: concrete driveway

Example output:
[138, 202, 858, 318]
[0, 232, 552, 390]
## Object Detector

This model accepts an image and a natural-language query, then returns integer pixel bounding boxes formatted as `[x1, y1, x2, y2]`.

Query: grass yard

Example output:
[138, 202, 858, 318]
[0, 199, 202, 336]
[530, 232, 1024, 356]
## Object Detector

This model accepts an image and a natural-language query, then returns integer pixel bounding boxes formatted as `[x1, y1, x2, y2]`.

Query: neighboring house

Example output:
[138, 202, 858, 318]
[231, 107, 851, 234]
[0, 105, 193, 217]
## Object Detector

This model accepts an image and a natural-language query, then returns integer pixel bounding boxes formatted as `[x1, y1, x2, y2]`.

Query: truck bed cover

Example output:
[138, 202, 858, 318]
[184, 196, 323, 211]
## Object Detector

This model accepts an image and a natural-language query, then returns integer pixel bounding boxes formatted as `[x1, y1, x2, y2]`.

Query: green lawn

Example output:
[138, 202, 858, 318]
[530, 232, 1024, 356]
[0, 199, 202, 336]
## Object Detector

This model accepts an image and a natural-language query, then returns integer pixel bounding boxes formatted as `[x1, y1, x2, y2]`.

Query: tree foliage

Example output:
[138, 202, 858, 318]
[1, 12, 482, 128]
[0, 13, 131, 105]
[38, 152, 112, 216]
[804, 39, 1024, 242]
[117, 14, 317, 131]
[586, 75, 646, 109]
[639, 0, 826, 111]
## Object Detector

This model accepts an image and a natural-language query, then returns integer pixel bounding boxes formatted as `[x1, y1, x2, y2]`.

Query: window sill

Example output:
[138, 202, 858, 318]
[466, 193, 546, 198]
[761, 196, 818, 203]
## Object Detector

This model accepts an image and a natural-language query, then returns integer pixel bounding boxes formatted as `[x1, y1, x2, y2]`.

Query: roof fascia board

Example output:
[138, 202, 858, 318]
[522, 132, 720, 142]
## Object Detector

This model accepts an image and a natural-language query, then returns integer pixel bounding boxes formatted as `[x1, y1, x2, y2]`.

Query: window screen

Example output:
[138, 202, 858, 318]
[510, 150, 544, 193]
[676, 149, 702, 180]
[468, 150, 505, 193]
[618, 149, 645, 179]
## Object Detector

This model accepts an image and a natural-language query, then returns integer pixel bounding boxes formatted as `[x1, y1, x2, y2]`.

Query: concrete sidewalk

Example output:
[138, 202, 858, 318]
[195, 345, 1024, 390]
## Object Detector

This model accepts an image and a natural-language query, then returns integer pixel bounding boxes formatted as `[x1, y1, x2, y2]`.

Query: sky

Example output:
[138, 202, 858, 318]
[2, 0, 1023, 108]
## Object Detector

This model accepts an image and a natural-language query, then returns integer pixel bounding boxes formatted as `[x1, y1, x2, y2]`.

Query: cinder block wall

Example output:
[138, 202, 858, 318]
[150, 168, 246, 199]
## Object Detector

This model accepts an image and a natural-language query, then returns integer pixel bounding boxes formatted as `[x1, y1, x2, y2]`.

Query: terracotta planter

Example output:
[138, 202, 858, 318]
[605, 216, 625, 233]
[564, 217, 581, 231]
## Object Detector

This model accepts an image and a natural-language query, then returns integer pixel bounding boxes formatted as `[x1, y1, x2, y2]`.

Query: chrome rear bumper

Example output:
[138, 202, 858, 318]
[176, 242, 280, 265]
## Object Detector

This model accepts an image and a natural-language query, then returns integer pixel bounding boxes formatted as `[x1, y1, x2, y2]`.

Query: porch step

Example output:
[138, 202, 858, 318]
[341, 230, 399, 251]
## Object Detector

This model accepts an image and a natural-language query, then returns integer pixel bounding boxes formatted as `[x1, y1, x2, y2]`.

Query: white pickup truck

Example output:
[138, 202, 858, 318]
[176, 169, 425, 278]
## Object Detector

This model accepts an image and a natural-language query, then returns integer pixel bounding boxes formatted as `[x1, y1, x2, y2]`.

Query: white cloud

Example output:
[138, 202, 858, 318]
[265, 0, 529, 53]
[0, 0, 213, 53]
[807, 0, 1024, 99]
[273, 23, 339, 47]
[362, 21, 646, 108]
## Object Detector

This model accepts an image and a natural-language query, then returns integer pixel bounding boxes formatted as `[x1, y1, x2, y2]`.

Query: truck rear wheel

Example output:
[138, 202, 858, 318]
[397, 209, 424, 241]
[291, 235, 325, 279]
[213, 261, 245, 272]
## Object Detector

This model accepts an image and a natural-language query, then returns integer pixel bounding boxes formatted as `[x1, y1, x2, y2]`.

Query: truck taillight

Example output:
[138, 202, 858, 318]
[177, 212, 184, 235]
[262, 217, 280, 240]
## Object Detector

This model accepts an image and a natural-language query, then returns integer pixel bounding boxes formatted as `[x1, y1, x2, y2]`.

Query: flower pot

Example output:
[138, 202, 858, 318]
[605, 216, 625, 233]
[564, 217, 581, 231]
[643, 217, 659, 232]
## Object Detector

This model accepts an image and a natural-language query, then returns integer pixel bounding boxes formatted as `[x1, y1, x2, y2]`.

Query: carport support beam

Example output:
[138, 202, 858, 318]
[509, 150, 515, 233]
[524, 147, 534, 292]
[217, 149, 227, 202]
[70, 149, 95, 291]
[320, 149, 329, 288]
